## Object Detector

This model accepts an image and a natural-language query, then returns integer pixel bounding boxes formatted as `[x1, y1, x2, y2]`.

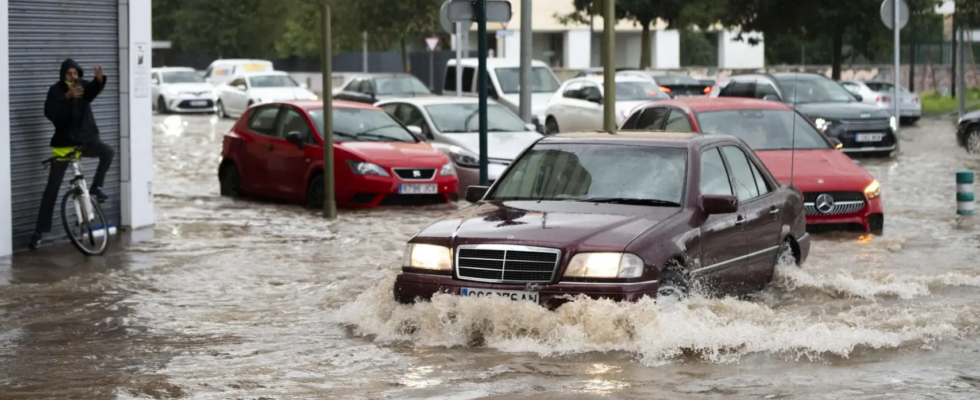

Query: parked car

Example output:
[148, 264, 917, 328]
[218, 100, 458, 208]
[840, 79, 921, 125]
[957, 110, 980, 154]
[623, 97, 884, 232]
[393, 131, 810, 308]
[203, 59, 274, 87]
[215, 71, 318, 119]
[444, 58, 563, 133]
[333, 73, 434, 104]
[543, 75, 670, 134]
[150, 67, 217, 114]
[617, 70, 713, 98]
[709, 73, 898, 157]
[574, 67, 634, 78]
[376, 97, 543, 197]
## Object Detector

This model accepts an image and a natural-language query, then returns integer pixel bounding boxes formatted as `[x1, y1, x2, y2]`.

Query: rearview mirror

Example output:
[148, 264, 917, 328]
[285, 131, 305, 149]
[586, 93, 602, 104]
[702, 194, 738, 215]
[236, 84, 246, 91]
[465, 186, 489, 203]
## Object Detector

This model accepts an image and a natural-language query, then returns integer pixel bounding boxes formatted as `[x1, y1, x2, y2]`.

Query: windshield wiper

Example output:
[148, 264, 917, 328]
[572, 197, 681, 207]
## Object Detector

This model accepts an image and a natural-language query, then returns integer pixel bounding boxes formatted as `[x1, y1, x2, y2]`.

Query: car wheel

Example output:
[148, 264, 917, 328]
[777, 239, 798, 266]
[157, 97, 169, 115]
[216, 100, 228, 119]
[657, 262, 690, 300]
[220, 163, 242, 197]
[545, 117, 559, 135]
[967, 127, 980, 155]
[306, 174, 324, 209]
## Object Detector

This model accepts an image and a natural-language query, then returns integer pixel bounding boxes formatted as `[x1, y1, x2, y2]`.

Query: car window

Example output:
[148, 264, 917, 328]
[664, 109, 693, 132]
[276, 107, 313, 142]
[615, 81, 670, 101]
[493, 66, 561, 94]
[750, 159, 771, 195]
[581, 84, 601, 101]
[249, 75, 299, 88]
[841, 81, 862, 94]
[620, 109, 643, 129]
[379, 103, 400, 116]
[649, 74, 701, 85]
[488, 143, 687, 205]
[444, 66, 458, 92]
[636, 107, 668, 130]
[721, 146, 761, 201]
[563, 81, 584, 99]
[248, 106, 281, 136]
[308, 108, 417, 143]
[754, 81, 780, 100]
[696, 109, 831, 150]
[776, 75, 856, 103]
[461, 67, 476, 93]
[425, 103, 529, 133]
[374, 76, 430, 96]
[230, 78, 246, 87]
[162, 71, 205, 84]
[393, 104, 430, 136]
[719, 80, 755, 98]
[700, 148, 733, 196]
[864, 82, 901, 92]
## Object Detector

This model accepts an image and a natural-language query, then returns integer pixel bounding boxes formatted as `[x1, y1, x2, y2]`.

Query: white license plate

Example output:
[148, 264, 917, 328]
[460, 288, 539, 302]
[189, 100, 208, 106]
[855, 133, 884, 142]
[398, 184, 437, 194]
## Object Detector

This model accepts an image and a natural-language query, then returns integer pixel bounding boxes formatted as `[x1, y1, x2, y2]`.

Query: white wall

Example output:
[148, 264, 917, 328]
[119, 0, 154, 230]
[652, 30, 680, 69]
[0, 0, 10, 257]
[564, 30, 591, 69]
[718, 31, 765, 69]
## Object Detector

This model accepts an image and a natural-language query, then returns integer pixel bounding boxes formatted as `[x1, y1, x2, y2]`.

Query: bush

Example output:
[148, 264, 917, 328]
[920, 87, 980, 115]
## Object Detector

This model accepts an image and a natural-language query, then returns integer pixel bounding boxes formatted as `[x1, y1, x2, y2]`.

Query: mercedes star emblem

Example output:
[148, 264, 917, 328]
[815, 193, 835, 214]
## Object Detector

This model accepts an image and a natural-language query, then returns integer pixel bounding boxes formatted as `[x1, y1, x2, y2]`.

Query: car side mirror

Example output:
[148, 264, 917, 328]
[830, 137, 843, 150]
[587, 93, 602, 104]
[286, 131, 305, 149]
[407, 125, 427, 139]
[762, 94, 780, 101]
[702, 194, 738, 215]
[852, 94, 863, 102]
[236, 84, 246, 91]
[465, 186, 489, 203]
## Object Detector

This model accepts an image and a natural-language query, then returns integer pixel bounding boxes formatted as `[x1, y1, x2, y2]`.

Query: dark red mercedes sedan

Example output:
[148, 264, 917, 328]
[393, 131, 810, 308]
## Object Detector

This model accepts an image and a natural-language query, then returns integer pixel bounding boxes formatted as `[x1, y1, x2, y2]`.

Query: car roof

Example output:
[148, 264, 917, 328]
[283, 100, 380, 111]
[540, 130, 736, 150]
[377, 96, 501, 107]
[640, 97, 793, 112]
[152, 67, 195, 72]
[565, 75, 654, 85]
[348, 73, 418, 79]
[234, 70, 289, 77]
[448, 58, 549, 68]
[209, 59, 273, 64]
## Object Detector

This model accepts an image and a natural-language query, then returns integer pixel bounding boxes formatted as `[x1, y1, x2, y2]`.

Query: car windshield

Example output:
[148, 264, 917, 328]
[864, 82, 907, 93]
[374, 77, 431, 96]
[776, 76, 856, 103]
[425, 103, 530, 133]
[162, 71, 204, 83]
[488, 143, 686, 206]
[494, 66, 561, 94]
[308, 108, 416, 143]
[249, 75, 299, 88]
[651, 74, 701, 85]
[697, 109, 832, 150]
[615, 81, 670, 101]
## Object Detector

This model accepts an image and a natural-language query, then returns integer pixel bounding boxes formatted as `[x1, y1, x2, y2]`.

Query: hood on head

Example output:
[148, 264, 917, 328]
[60, 58, 83, 81]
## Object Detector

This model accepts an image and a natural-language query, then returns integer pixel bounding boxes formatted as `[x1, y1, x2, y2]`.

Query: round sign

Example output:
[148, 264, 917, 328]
[880, 0, 910, 30]
[440, 0, 473, 34]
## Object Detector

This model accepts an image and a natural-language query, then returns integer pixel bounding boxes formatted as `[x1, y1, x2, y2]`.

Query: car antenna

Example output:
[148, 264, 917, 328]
[790, 72, 798, 188]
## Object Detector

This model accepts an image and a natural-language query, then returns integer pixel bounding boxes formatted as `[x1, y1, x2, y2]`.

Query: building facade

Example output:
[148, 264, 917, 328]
[0, 0, 154, 256]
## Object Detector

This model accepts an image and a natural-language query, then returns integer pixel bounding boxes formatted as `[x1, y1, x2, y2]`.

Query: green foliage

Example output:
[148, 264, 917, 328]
[169, 0, 289, 58]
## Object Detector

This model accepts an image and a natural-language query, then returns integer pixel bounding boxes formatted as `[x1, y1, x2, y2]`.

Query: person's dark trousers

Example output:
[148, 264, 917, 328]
[34, 141, 114, 233]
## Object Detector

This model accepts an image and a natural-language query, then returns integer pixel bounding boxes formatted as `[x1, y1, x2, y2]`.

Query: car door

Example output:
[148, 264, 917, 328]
[719, 145, 782, 291]
[240, 105, 284, 194]
[232, 77, 252, 115]
[552, 81, 584, 131]
[580, 83, 604, 131]
[696, 147, 749, 295]
[268, 106, 315, 199]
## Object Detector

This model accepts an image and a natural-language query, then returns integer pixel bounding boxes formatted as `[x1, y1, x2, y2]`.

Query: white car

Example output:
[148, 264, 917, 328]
[150, 67, 217, 114]
[542, 75, 671, 134]
[214, 71, 318, 119]
[376, 96, 542, 196]
[840, 79, 921, 125]
[203, 59, 274, 87]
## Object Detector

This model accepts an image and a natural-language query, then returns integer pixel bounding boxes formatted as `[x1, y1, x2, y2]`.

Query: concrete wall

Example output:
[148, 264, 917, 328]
[0, 0, 10, 257]
[718, 31, 765, 69]
[119, 0, 154, 230]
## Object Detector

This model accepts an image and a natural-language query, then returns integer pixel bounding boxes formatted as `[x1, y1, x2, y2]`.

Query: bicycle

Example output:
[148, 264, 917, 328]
[41, 146, 111, 256]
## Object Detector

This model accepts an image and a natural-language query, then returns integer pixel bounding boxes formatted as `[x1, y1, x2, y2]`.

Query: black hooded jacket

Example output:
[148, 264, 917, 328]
[44, 59, 108, 147]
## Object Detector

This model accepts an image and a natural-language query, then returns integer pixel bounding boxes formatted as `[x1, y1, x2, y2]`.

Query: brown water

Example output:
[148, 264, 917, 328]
[1, 115, 979, 399]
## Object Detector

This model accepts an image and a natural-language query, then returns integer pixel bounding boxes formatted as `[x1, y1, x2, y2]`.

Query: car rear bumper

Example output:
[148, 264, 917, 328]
[393, 272, 658, 309]
[340, 175, 458, 207]
[841, 144, 897, 154]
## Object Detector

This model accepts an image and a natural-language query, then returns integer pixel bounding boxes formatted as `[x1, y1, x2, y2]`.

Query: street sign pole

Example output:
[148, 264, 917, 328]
[893, 0, 900, 137]
[518, 0, 532, 123]
[959, 23, 966, 118]
[456, 22, 463, 97]
[603, 0, 616, 133]
[363, 31, 368, 72]
[321, 0, 336, 219]
[477, 0, 489, 186]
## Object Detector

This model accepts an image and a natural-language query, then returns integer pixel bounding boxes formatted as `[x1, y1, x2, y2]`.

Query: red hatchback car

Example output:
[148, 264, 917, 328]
[219, 100, 458, 208]
[621, 97, 884, 232]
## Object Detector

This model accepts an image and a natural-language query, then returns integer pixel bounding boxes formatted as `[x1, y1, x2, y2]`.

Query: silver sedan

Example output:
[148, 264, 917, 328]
[841, 79, 921, 125]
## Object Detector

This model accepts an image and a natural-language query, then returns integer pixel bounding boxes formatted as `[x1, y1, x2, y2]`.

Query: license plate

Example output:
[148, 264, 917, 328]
[856, 133, 884, 142]
[460, 288, 539, 302]
[190, 100, 208, 106]
[398, 184, 437, 194]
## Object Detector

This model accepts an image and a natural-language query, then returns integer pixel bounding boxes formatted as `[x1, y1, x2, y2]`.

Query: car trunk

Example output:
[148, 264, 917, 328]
[661, 84, 709, 98]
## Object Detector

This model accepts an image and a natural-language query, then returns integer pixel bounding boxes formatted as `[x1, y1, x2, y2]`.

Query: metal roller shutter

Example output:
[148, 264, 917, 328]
[8, 0, 121, 247]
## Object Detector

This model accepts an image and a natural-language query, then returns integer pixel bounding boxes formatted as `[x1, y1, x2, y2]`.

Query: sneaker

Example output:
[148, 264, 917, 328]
[90, 187, 109, 203]
[28, 232, 43, 250]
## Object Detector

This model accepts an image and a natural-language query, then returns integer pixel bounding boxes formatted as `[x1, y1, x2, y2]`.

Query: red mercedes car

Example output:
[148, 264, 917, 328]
[219, 100, 458, 208]
[621, 97, 884, 232]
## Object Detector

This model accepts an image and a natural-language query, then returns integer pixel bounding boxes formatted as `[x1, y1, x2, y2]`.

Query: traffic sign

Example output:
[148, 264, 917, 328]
[446, 0, 512, 23]
[425, 36, 441, 52]
[439, 0, 472, 34]
[880, 0, 909, 30]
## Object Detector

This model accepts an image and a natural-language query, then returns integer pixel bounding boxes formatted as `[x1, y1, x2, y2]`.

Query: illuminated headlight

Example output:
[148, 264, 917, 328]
[889, 116, 898, 131]
[814, 118, 831, 132]
[403, 243, 452, 270]
[164, 87, 179, 95]
[446, 146, 480, 168]
[439, 162, 456, 176]
[564, 252, 644, 279]
[346, 160, 390, 177]
[864, 179, 881, 200]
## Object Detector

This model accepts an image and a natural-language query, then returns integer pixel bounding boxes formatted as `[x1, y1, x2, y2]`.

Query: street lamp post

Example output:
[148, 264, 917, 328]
[321, 0, 337, 219]
[602, 0, 616, 133]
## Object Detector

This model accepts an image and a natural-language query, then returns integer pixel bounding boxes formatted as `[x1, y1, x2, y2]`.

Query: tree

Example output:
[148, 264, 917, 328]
[168, 0, 290, 59]
[352, 0, 444, 72]
[274, 1, 361, 59]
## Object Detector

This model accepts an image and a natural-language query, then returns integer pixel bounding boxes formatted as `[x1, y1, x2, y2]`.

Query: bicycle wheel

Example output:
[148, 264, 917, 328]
[60, 189, 110, 256]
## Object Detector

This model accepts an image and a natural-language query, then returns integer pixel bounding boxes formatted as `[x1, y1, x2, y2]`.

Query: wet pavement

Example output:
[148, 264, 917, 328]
[2, 114, 980, 399]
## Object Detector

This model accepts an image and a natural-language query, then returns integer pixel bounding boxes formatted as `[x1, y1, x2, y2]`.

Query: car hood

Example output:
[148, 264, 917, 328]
[501, 93, 557, 116]
[440, 131, 542, 160]
[755, 150, 875, 191]
[249, 87, 316, 100]
[794, 102, 891, 120]
[416, 201, 677, 250]
[166, 82, 214, 93]
[339, 141, 448, 166]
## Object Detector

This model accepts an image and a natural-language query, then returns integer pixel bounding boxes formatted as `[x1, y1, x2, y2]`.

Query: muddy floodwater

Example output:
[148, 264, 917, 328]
[2, 115, 980, 399]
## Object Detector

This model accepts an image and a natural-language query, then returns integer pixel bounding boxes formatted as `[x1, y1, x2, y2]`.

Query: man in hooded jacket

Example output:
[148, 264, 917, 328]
[29, 59, 112, 249]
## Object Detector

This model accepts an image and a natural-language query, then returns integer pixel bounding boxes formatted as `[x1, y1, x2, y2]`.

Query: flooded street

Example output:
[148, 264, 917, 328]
[2, 114, 980, 399]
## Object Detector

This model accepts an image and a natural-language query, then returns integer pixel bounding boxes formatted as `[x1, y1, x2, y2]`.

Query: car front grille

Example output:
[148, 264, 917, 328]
[455, 245, 561, 284]
[838, 118, 890, 131]
[803, 191, 867, 215]
[393, 168, 436, 180]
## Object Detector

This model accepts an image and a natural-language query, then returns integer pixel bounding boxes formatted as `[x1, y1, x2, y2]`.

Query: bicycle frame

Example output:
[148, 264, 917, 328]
[68, 154, 95, 226]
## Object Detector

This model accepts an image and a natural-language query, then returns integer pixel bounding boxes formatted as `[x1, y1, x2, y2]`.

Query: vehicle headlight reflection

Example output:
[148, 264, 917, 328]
[404, 244, 452, 271]
[346, 160, 390, 177]
[439, 162, 456, 176]
[889, 116, 898, 131]
[564, 252, 644, 278]
[864, 179, 881, 199]
[814, 118, 832, 132]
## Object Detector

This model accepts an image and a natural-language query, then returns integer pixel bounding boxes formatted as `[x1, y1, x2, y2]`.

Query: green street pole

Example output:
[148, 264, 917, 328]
[321, 0, 337, 219]
[477, 0, 489, 185]
[602, 0, 616, 133]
